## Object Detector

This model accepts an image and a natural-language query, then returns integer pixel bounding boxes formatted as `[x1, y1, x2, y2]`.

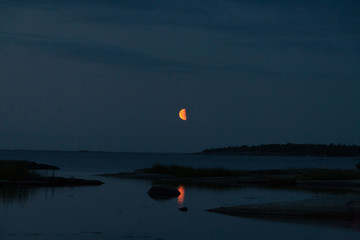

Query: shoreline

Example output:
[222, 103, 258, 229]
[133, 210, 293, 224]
[101, 168, 360, 228]
[206, 197, 360, 227]
[0, 160, 103, 187]
[0, 177, 104, 187]
[100, 167, 360, 191]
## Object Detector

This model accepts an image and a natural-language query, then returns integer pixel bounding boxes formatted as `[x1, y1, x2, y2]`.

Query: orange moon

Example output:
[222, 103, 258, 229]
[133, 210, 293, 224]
[179, 108, 187, 121]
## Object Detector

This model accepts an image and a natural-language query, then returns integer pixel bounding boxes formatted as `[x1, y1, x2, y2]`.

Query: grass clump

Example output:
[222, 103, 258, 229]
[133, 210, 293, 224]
[140, 164, 241, 178]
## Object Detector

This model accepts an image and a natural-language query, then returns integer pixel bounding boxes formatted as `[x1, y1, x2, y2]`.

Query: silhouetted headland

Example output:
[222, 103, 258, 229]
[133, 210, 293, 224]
[0, 160, 103, 186]
[100, 164, 360, 190]
[200, 143, 360, 156]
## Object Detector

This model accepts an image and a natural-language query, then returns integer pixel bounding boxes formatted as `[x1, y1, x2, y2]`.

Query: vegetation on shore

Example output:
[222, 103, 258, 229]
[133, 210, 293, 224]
[0, 160, 57, 180]
[201, 143, 360, 156]
[139, 164, 360, 181]
[138, 164, 241, 178]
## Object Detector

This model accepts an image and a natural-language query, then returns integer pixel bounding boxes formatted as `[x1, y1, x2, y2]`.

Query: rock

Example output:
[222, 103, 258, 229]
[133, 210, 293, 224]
[147, 186, 180, 200]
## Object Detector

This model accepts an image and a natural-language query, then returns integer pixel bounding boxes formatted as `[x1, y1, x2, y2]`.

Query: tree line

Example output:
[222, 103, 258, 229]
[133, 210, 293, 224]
[201, 143, 360, 156]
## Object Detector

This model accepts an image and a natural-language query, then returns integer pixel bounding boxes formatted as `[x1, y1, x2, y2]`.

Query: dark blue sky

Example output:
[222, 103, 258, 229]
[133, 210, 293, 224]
[0, 0, 359, 152]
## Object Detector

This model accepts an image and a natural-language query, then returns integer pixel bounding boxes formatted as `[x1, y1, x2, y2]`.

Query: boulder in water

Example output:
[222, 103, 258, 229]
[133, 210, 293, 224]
[147, 186, 180, 200]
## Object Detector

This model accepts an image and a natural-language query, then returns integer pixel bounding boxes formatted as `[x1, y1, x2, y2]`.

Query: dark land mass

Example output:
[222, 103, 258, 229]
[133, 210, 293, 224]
[101, 164, 360, 228]
[207, 197, 360, 219]
[0, 160, 103, 186]
[207, 197, 360, 230]
[0, 178, 103, 187]
[0, 160, 59, 170]
[100, 164, 360, 190]
[201, 143, 360, 156]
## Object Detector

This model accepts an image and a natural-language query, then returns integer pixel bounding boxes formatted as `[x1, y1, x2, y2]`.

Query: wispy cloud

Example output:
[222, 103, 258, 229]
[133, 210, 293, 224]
[0, 31, 206, 73]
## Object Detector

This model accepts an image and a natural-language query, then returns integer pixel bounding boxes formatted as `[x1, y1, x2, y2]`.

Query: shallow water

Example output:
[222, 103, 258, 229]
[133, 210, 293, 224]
[1, 151, 360, 239]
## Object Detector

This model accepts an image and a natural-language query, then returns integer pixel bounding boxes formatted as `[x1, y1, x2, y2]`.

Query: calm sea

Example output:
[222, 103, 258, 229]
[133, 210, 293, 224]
[1, 150, 360, 240]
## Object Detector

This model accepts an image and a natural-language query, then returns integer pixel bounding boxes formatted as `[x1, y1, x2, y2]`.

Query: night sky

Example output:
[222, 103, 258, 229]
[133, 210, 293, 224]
[1, 0, 359, 152]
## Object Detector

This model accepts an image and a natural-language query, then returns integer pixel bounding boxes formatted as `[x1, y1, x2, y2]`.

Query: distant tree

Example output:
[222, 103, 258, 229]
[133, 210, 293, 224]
[201, 143, 360, 156]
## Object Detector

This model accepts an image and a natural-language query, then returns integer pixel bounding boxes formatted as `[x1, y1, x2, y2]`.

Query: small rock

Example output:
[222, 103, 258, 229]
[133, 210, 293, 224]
[179, 207, 188, 212]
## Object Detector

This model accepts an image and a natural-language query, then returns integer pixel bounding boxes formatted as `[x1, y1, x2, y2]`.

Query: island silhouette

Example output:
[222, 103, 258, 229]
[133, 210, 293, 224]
[201, 143, 360, 157]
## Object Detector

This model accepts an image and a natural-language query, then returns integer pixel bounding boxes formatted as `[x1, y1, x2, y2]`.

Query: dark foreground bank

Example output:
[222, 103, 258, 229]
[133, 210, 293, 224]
[207, 197, 360, 225]
[0, 160, 103, 186]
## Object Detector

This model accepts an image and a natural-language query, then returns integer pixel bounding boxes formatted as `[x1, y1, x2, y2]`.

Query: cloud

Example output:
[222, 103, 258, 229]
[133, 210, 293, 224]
[0, 0, 359, 151]
[0, 31, 206, 73]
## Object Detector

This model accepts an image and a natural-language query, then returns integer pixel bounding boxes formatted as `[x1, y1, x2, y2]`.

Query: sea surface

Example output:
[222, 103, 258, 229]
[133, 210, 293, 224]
[1, 150, 360, 240]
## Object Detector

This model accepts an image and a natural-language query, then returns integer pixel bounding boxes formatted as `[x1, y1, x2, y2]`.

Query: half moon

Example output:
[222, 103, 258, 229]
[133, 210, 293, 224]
[179, 108, 187, 121]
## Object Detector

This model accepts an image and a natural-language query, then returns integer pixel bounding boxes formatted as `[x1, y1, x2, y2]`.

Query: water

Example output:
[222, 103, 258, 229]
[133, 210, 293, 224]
[1, 150, 359, 174]
[1, 150, 360, 240]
